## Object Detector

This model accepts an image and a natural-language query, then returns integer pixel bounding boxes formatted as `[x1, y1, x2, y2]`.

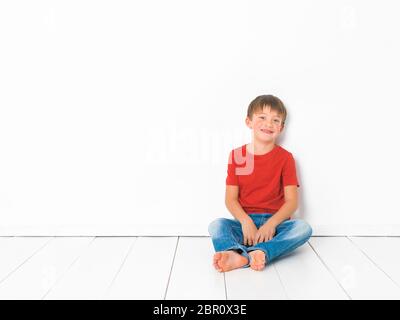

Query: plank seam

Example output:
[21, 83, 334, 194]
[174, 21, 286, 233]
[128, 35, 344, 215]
[223, 272, 227, 300]
[163, 236, 180, 300]
[0, 237, 54, 287]
[273, 263, 289, 299]
[105, 237, 138, 296]
[307, 239, 352, 300]
[346, 236, 400, 290]
[41, 236, 96, 299]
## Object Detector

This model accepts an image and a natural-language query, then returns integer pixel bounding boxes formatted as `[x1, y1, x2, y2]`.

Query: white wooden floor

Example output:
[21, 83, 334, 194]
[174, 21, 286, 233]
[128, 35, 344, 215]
[0, 236, 400, 300]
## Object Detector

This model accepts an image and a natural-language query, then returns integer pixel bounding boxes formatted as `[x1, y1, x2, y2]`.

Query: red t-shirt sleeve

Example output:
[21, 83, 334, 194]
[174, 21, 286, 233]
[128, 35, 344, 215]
[226, 150, 239, 185]
[282, 153, 300, 187]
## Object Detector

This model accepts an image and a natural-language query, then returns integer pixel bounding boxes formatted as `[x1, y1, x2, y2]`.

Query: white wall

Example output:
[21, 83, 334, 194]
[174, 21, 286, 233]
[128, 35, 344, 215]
[1, 0, 400, 236]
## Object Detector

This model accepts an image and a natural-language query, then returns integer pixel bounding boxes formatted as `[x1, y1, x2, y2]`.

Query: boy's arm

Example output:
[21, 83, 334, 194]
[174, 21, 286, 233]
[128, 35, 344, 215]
[225, 185, 251, 224]
[267, 185, 299, 227]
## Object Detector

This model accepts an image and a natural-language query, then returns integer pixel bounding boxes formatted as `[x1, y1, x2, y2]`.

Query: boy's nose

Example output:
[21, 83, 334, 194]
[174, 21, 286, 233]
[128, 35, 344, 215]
[264, 120, 274, 127]
[265, 124, 274, 130]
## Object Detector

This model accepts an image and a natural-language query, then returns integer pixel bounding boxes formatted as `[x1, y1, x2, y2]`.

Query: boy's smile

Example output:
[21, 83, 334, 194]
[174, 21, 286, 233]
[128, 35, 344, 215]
[260, 128, 274, 135]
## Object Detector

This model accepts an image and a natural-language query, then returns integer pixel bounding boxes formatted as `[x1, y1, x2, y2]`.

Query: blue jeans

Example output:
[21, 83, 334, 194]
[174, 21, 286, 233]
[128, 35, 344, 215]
[208, 213, 313, 268]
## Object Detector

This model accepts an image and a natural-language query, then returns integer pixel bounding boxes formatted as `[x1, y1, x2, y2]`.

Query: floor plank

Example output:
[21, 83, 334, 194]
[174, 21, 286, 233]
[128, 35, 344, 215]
[0, 237, 52, 286]
[225, 259, 287, 300]
[273, 242, 349, 299]
[106, 237, 177, 299]
[309, 237, 400, 299]
[165, 237, 225, 300]
[43, 237, 135, 299]
[349, 237, 400, 288]
[0, 237, 94, 299]
[0, 236, 398, 300]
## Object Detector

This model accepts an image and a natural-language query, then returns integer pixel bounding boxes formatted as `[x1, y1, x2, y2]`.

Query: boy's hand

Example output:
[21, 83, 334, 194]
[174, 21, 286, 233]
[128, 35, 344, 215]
[241, 218, 258, 246]
[254, 221, 277, 244]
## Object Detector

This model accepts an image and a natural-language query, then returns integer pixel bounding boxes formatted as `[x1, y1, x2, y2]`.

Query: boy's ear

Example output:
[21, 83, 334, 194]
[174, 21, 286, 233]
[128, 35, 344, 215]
[245, 116, 252, 129]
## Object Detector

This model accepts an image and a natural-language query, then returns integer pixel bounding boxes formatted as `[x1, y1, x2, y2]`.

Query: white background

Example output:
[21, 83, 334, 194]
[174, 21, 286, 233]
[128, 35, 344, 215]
[1, 0, 399, 235]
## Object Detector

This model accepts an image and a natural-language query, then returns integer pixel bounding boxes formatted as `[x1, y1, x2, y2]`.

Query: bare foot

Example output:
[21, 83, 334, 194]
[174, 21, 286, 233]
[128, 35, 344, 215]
[213, 251, 249, 272]
[249, 250, 266, 271]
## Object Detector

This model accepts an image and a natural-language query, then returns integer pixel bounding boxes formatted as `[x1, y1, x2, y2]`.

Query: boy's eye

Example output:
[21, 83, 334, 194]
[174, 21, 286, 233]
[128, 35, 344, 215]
[259, 116, 280, 123]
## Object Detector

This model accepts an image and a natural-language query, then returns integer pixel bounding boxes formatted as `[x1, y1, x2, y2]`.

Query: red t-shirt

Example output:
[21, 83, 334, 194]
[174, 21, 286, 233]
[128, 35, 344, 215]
[226, 144, 299, 214]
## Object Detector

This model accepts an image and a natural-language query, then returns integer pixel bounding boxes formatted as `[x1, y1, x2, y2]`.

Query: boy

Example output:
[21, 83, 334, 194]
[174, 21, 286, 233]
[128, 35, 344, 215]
[208, 94, 312, 272]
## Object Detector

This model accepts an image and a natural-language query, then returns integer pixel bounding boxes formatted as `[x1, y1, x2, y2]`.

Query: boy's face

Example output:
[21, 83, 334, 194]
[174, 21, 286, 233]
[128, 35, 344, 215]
[245, 105, 284, 143]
